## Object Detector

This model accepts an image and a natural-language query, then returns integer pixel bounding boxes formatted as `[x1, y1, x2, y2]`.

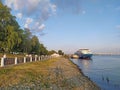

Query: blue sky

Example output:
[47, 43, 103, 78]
[3, 0, 120, 54]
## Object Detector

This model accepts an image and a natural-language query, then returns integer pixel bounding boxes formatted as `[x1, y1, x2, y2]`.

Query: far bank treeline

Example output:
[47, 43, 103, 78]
[0, 2, 64, 55]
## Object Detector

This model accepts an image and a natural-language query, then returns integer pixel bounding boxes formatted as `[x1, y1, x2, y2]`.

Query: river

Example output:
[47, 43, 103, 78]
[70, 55, 120, 90]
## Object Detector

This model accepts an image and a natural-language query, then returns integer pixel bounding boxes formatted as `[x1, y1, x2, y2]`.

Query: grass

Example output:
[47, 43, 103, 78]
[0, 57, 59, 87]
[0, 57, 100, 90]
[0, 57, 76, 89]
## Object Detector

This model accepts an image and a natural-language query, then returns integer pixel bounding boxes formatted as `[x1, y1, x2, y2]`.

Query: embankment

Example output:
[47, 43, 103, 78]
[0, 57, 100, 90]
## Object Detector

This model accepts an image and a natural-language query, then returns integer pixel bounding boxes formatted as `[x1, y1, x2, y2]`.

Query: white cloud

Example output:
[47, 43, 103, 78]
[32, 22, 45, 31]
[24, 18, 33, 28]
[35, 22, 40, 26]
[5, 0, 55, 17]
[5, 0, 24, 10]
[16, 13, 22, 19]
[4, 0, 56, 33]
[4, 0, 81, 34]
[26, 18, 33, 24]
[24, 24, 29, 28]
[50, 4, 57, 14]
[38, 24, 45, 30]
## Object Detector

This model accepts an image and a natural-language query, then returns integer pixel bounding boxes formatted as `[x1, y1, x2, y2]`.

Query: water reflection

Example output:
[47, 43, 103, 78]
[79, 59, 92, 71]
[71, 59, 92, 71]
[71, 55, 120, 90]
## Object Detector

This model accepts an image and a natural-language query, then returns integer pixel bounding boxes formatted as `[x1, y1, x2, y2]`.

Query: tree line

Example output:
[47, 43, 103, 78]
[0, 1, 48, 55]
[0, 1, 64, 55]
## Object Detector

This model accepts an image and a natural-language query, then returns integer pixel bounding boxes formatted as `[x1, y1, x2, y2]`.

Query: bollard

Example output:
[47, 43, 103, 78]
[35, 55, 38, 61]
[39, 56, 40, 61]
[24, 57, 26, 63]
[1, 57, 4, 67]
[30, 57, 32, 62]
[15, 57, 17, 65]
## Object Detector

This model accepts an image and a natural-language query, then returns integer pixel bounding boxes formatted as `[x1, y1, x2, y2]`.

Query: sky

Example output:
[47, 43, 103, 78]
[3, 0, 120, 54]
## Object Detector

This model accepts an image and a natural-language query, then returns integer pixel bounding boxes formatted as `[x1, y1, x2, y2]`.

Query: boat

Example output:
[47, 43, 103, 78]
[71, 54, 79, 59]
[74, 49, 93, 59]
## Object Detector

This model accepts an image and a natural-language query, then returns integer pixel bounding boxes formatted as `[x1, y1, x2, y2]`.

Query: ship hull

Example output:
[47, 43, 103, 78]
[79, 54, 93, 59]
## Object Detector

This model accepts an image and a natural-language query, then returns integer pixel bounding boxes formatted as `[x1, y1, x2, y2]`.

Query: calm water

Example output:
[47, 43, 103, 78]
[71, 55, 120, 90]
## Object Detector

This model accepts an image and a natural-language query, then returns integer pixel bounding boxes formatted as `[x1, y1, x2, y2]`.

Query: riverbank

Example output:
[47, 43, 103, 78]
[0, 57, 100, 90]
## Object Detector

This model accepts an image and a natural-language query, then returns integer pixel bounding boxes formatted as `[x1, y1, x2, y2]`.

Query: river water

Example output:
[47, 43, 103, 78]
[70, 55, 120, 90]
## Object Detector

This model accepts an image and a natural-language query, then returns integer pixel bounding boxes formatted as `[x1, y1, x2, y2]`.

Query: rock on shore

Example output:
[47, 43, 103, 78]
[46, 57, 101, 90]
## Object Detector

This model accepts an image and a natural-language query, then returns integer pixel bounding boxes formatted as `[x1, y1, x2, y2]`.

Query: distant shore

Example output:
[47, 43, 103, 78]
[0, 57, 100, 90]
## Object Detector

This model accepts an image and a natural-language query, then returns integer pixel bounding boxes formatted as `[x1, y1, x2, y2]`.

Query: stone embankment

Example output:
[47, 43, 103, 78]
[45, 57, 101, 90]
[0, 57, 100, 90]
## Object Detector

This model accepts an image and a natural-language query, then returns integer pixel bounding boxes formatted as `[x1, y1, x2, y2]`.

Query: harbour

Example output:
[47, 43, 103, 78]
[71, 55, 120, 90]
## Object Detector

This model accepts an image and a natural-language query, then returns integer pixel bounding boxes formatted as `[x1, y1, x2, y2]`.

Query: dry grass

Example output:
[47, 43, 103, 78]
[0, 58, 58, 87]
[0, 57, 100, 90]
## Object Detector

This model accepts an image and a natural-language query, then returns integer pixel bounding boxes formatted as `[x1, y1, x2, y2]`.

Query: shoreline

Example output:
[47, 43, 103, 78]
[69, 58, 101, 90]
[0, 57, 100, 90]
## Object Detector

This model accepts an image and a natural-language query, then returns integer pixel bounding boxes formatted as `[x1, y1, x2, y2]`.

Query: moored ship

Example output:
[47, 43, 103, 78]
[74, 49, 93, 59]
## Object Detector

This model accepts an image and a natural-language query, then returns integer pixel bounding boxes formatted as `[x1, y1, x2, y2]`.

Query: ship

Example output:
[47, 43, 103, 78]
[74, 49, 93, 59]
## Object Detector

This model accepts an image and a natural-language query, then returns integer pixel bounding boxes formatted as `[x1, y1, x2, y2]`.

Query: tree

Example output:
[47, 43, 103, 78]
[20, 28, 32, 53]
[31, 35, 40, 54]
[39, 44, 48, 55]
[58, 50, 64, 55]
[0, 2, 49, 54]
[12, 29, 24, 52]
[0, 2, 21, 52]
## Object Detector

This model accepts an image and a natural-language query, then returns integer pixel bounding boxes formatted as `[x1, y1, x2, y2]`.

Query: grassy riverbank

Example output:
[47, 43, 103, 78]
[0, 57, 100, 90]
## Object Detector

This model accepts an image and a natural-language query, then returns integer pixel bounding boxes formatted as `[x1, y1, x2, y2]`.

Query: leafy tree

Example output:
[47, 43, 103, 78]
[0, 2, 21, 52]
[12, 29, 24, 52]
[31, 35, 40, 54]
[39, 44, 48, 55]
[0, 2, 49, 55]
[58, 50, 64, 55]
[20, 28, 32, 53]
